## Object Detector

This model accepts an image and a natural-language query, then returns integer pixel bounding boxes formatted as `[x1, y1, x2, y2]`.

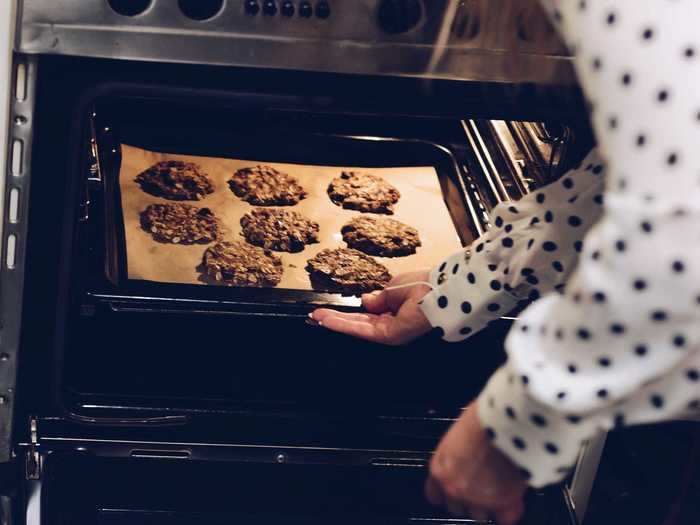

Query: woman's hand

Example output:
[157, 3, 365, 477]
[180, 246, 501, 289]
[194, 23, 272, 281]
[426, 402, 527, 524]
[310, 271, 433, 346]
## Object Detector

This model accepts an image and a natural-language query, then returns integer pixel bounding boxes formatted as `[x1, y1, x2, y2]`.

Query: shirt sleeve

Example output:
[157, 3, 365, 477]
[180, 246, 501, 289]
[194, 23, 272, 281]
[419, 149, 605, 343]
[477, 0, 700, 487]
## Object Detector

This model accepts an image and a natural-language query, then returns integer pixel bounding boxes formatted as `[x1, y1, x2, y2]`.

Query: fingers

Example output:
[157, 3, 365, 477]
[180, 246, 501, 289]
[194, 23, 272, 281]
[311, 274, 433, 346]
[427, 469, 523, 524]
[362, 287, 411, 315]
[445, 500, 467, 517]
[310, 309, 400, 344]
[468, 508, 489, 522]
[427, 421, 526, 524]
[424, 476, 444, 506]
[493, 502, 524, 525]
[362, 291, 390, 314]
[436, 497, 521, 525]
[310, 306, 425, 346]
[363, 271, 432, 314]
[314, 314, 382, 342]
[312, 308, 374, 324]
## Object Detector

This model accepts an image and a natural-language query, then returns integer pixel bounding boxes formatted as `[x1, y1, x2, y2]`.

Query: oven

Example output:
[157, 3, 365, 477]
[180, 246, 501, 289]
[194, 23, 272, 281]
[0, 1, 601, 524]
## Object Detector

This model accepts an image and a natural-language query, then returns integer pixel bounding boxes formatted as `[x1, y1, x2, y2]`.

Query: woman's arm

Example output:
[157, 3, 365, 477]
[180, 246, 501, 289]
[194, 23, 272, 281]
[312, 150, 605, 345]
[419, 150, 605, 341]
[474, 0, 700, 487]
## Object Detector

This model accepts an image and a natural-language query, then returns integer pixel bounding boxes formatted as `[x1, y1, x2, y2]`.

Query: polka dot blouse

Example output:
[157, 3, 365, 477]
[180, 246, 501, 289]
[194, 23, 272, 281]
[419, 0, 700, 487]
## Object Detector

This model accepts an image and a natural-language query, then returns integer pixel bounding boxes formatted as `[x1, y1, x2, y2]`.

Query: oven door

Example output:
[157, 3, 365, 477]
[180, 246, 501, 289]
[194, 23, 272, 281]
[20, 416, 577, 525]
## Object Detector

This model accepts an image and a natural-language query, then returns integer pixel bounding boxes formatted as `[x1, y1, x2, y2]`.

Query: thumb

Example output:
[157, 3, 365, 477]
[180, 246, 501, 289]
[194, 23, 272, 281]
[363, 271, 432, 314]
[362, 290, 391, 314]
[493, 500, 525, 525]
[363, 282, 430, 314]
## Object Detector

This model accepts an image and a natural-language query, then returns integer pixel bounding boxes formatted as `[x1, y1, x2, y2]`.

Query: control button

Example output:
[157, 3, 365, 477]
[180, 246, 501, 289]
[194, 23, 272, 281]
[315, 1, 330, 18]
[244, 0, 260, 15]
[299, 1, 313, 17]
[281, 1, 295, 16]
[377, 0, 422, 34]
[263, 0, 277, 15]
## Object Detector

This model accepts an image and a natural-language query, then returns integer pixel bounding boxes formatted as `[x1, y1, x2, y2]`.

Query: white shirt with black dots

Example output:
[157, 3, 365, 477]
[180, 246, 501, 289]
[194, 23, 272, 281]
[419, 0, 700, 487]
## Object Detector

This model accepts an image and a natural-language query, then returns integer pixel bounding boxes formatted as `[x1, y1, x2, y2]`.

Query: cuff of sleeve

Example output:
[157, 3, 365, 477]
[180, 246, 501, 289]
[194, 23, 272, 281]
[420, 288, 493, 342]
[420, 252, 519, 343]
[476, 366, 596, 488]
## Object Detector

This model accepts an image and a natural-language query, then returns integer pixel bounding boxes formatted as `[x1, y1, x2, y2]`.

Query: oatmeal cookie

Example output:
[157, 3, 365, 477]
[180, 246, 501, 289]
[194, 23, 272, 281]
[135, 160, 214, 201]
[202, 241, 283, 287]
[240, 208, 320, 253]
[306, 248, 391, 295]
[341, 216, 421, 257]
[229, 165, 307, 206]
[140, 203, 219, 244]
[327, 171, 400, 214]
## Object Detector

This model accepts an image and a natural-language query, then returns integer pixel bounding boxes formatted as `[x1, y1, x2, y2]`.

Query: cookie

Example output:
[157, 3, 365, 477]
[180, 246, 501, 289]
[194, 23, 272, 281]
[229, 165, 307, 206]
[135, 160, 214, 201]
[140, 203, 220, 244]
[240, 208, 320, 253]
[327, 171, 400, 214]
[341, 216, 421, 257]
[202, 241, 283, 287]
[305, 248, 391, 295]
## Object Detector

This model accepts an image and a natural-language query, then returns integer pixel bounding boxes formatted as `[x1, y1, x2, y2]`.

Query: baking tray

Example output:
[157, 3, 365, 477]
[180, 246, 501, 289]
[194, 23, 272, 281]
[118, 144, 464, 293]
[89, 113, 481, 312]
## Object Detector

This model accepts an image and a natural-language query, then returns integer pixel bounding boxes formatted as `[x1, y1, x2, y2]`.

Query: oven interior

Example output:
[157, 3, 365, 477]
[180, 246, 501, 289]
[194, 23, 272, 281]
[17, 55, 591, 430]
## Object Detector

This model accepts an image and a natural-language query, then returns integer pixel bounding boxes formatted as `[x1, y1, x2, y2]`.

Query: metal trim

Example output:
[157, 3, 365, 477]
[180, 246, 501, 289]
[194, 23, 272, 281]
[16, 0, 576, 84]
[0, 55, 37, 462]
[567, 432, 607, 523]
[462, 120, 508, 205]
[24, 479, 40, 525]
[0, 0, 18, 248]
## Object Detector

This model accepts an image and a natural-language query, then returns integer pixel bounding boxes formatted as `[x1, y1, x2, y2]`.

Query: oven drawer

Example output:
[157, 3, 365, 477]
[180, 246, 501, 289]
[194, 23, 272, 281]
[38, 452, 576, 525]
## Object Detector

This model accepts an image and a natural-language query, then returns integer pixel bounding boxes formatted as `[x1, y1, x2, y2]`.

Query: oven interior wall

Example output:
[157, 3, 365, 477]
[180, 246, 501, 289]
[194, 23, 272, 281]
[17, 56, 585, 424]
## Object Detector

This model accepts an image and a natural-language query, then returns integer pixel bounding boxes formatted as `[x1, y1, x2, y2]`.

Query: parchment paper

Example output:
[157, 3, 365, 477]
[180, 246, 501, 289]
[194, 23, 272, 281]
[119, 143, 464, 291]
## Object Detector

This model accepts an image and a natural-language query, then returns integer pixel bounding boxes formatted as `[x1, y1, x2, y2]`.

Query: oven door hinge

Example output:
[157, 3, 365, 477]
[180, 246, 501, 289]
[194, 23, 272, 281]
[24, 418, 40, 481]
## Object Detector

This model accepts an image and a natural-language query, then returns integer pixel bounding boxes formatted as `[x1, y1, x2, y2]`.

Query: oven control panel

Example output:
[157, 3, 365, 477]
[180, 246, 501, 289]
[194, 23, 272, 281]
[243, 0, 331, 20]
[239, 0, 422, 34]
[18, 0, 573, 84]
[101, 0, 432, 35]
